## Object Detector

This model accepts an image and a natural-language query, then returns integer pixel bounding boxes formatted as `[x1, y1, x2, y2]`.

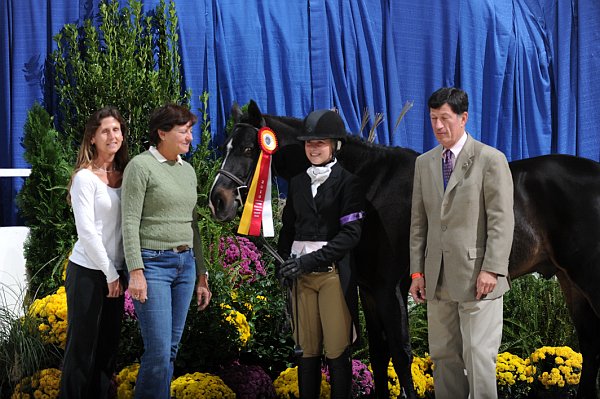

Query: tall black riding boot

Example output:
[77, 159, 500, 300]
[298, 356, 322, 399]
[327, 350, 352, 399]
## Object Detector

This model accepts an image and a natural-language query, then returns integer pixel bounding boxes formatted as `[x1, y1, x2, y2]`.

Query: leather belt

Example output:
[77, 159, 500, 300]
[171, 245, 190, 253]
[311, 263, 336, 273]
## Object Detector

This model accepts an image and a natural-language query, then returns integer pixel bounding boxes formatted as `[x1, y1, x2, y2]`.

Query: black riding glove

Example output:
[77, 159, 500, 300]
[279, 257, 307, 279]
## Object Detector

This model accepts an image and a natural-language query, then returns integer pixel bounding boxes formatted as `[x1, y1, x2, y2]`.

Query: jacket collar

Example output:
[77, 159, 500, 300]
[430, 134, 475, 197]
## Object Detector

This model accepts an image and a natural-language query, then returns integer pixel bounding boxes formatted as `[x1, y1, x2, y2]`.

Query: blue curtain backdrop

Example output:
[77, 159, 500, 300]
[1, 0, 600, 225]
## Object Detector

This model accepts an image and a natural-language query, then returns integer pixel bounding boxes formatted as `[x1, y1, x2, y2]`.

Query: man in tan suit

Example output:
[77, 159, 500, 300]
[409, 87, 514, 399]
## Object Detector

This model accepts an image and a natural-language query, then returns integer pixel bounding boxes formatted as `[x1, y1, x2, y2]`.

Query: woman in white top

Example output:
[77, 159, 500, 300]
[59, 106, 129, 399]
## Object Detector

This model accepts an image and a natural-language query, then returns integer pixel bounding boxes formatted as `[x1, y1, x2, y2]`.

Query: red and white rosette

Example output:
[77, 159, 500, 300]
[238, 127, 279, 236]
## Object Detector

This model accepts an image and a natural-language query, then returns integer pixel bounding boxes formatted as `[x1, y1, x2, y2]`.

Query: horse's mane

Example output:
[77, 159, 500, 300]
[258, 113, 419, 176]
[263, 114, 304, 137]
[340, 134, 420, 166]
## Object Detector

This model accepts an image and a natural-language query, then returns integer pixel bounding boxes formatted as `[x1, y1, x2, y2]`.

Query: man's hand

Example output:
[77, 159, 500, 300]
[476, 270, 498, 300]
[196, 274, 212, 311]
[409, 276, 427, 304]
[127, 269, 147, 303]
[279, 257, 304, 279]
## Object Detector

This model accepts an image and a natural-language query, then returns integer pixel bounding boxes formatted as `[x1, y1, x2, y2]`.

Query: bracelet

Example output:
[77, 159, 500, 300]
[411, 272, 424, 280]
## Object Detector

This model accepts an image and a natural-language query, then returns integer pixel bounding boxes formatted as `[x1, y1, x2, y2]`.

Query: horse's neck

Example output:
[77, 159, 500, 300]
[264, 115, 310, 180]
[337, 136, 419, 183]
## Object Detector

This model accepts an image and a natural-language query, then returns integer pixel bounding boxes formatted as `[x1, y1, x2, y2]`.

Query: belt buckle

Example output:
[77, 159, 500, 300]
[173, 245, 189, 253]
[327, 265, 334, 272]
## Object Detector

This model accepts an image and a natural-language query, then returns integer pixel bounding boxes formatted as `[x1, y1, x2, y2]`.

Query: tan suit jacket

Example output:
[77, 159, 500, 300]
[410, 134, 514, 301]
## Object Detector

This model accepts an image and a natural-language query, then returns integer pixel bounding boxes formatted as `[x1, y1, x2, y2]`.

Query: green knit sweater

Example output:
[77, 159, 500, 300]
[121, 150, 205, 274]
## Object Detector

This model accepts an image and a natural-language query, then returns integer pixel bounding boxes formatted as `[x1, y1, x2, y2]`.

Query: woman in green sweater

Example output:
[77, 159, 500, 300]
[121, 104, 211, 399]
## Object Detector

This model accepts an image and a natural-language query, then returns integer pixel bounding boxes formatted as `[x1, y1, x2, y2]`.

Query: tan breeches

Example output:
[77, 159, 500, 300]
[291, 271, 351, 359]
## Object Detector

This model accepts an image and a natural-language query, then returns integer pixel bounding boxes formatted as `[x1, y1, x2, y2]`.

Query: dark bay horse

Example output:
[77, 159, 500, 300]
[208, 100, 600, 399]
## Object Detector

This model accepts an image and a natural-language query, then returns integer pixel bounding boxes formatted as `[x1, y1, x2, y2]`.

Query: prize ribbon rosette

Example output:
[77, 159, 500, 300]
[238, 127, 278, 236]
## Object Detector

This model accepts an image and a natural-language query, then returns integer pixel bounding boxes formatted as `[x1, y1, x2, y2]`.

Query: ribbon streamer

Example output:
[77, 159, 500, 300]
[238, 127, 278, 236]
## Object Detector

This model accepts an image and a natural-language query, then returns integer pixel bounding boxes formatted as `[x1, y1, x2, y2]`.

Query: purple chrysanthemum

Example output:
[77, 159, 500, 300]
[218, 236, 266, 285]
[217, 362, 275, 398]
[322, 359, 374, 397]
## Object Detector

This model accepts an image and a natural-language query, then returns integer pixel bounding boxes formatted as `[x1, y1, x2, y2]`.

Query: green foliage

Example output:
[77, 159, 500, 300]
[18, 0, 190, 298]
[408, 299, 429, 356]
[501, 274, 578, 357]
[15, 104, 75, 297]
[52, 0, 190, 157]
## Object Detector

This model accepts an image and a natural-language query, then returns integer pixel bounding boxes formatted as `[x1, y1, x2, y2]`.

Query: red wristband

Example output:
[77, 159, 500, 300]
[411, 272, 424, 280]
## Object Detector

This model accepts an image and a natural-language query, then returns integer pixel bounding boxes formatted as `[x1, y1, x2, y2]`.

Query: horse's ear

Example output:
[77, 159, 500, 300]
[247, 100, 266, 127]
[231, 102, 243, 123]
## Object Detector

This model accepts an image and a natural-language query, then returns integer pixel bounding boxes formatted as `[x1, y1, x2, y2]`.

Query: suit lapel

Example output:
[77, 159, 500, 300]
[445, 134, 475, 193]
[428, 145, 445, 198]
[298, 173, 318, 212]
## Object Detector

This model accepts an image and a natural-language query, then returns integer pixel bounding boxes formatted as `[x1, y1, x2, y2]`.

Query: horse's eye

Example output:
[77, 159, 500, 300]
[244, 147, 253, 156]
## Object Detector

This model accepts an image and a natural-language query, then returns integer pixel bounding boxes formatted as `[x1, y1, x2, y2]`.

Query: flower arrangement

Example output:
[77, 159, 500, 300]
[496, 352, 533, 398]
[11, 368, 61, 399]
[115, 363, 140, 399]
[218, 236, 266, 285]
[412, 354, 435, 398]
[273, 366, 331, 398]
[217, 362, 276, 398]
[368, 360, 402, 398]
[321, 359, 374, 397]
[220, 303, 251, 347]
[28, 287, 68, 349]
[527, 346, 582, 398]
[170, 372, 235, 398]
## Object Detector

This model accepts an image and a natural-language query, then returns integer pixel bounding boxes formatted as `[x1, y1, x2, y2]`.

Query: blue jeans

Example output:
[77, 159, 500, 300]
[132, 248, 196, 399]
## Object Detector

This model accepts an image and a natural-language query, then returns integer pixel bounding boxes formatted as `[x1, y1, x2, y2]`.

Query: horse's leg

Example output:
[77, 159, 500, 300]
[557, 248, 600, 317]
[370, 281, 416, 399]
[359, 287, 390, 398]
[390, 280, 417, 399]
[556, 270, 600, 399]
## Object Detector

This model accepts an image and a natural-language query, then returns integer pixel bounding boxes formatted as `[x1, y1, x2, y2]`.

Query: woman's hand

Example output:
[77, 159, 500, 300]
[107, 278, 122, 298]
[196, 274, 211, 311]
[128, 269, 148, 303]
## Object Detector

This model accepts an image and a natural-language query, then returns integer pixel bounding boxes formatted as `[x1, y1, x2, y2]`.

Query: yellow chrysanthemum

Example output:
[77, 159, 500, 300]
[171, 372, 235, 398]
[220, 303, 251, 346]
[11, 368, 61, 399]
[115, 363, 140, 399]
[528, 346, 581, 396]
[28, 287, 68, 349]
[273, 366, 330, 398]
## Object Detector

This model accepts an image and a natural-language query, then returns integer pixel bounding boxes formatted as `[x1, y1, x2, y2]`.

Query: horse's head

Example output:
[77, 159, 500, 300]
[209, 100, 265, 222]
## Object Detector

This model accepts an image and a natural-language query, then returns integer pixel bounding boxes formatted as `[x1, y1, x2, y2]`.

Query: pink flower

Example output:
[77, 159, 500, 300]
[123, 291, 136, 320]
[218, 236, 266, 285]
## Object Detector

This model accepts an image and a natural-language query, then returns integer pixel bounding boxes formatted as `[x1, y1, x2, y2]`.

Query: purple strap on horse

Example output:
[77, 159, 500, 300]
[340, 211, 365, 225]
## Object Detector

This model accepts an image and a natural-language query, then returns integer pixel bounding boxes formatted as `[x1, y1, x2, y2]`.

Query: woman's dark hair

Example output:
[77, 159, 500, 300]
[428, 87, 469, 115]
[148, 104, 198, 146]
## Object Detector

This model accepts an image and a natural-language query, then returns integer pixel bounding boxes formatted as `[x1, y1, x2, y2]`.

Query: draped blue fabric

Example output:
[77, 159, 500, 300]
[1, 0, 599, 225]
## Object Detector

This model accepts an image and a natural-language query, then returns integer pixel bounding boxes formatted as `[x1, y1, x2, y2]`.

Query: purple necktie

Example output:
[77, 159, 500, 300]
[443, 150, 454, 189]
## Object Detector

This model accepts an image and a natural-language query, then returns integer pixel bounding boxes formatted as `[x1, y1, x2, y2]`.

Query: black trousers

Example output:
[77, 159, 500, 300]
[59, 261, 124, 399]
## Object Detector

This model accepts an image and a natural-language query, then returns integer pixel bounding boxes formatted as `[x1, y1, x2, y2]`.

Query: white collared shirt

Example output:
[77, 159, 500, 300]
[149, 145, 183, 165]
[442, 132, 468, 169]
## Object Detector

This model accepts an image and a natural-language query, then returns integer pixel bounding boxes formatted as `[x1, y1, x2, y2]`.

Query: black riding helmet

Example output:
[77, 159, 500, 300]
[298, 109, 347, 142]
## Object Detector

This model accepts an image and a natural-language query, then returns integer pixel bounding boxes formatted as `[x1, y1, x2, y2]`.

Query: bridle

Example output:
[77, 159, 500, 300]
[215, 123, 260, 204]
